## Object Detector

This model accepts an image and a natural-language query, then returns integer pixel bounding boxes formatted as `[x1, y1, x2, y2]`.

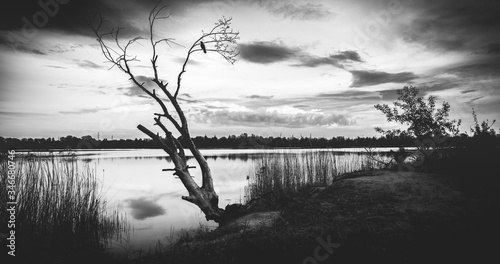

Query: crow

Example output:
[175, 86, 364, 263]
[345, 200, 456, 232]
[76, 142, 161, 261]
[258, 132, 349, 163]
[200, 41, 207, 53]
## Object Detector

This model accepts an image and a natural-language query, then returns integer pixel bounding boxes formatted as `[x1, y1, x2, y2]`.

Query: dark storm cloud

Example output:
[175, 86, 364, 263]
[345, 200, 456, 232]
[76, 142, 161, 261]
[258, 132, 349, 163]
[191, 109, 353, 127]
[0, 0, 155, 37]
[399, 0, 500, 51]
[444, 61, 500, 79]
[486, 43, 500, 54]
[238, 41, 298, 64]
[0, 0, 241, 38]
[239, 42, 363, 68]
[421, 45, 500, 97]
[125, 197, 166, 220]
[349, 70, 418, 87]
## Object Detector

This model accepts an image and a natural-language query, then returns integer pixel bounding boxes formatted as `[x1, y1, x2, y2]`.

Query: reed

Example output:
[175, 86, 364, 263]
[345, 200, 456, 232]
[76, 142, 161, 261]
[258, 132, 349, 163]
[0, 154, 128, 262]
[245, 150, 385, 202]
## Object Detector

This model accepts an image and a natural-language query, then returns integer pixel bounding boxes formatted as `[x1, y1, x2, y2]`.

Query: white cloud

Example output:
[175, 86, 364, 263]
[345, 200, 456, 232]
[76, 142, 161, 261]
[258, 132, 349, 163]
[190, 105, 353, 128]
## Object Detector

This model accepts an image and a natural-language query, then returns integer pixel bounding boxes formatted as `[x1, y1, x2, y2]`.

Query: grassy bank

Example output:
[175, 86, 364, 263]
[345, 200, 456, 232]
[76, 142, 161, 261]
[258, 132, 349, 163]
[0, 155, 128, 263]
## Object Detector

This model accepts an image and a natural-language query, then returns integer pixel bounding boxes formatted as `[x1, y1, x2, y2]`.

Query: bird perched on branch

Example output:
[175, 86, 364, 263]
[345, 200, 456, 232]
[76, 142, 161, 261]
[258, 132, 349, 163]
[200, 41, 207, 53]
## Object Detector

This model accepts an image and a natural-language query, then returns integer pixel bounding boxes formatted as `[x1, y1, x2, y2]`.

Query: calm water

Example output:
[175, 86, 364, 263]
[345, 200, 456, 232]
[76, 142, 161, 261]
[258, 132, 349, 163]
[18, 148, 402, 253]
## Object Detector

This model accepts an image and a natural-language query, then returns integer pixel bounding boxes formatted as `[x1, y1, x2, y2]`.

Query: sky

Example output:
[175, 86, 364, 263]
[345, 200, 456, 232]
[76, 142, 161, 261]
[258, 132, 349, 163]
[0, 0, 499, 139]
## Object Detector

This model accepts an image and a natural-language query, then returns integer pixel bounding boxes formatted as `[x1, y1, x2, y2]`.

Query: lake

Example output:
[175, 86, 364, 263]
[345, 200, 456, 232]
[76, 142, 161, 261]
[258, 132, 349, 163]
[17, 147, 402, 254]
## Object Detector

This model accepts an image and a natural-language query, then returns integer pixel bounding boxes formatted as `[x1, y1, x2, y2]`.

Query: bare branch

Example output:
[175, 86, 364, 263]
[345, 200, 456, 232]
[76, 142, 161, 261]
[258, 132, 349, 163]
[174, 16, 239, 98]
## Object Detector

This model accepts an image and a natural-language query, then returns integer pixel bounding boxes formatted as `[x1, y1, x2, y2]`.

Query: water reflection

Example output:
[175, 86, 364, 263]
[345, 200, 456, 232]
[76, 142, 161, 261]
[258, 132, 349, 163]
[125, 197, 167, 220]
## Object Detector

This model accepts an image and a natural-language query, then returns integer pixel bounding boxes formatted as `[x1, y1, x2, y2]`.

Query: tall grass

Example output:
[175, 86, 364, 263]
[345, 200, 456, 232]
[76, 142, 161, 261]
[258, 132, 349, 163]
[245, 150, 387, 202]
[0, 155, 128, 262]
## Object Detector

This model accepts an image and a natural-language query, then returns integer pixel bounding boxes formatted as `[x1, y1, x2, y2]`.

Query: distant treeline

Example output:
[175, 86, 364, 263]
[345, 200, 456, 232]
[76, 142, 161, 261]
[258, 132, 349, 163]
[1, 132, 499, 151]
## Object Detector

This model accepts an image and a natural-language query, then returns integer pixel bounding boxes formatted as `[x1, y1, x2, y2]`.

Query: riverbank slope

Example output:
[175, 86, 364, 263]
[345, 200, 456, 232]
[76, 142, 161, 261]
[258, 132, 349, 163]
[135, 170, 500, 264]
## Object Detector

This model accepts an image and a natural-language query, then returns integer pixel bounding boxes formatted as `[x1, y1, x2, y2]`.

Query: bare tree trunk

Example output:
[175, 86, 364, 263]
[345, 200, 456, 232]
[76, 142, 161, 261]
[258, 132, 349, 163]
[137, 125, 224, 221]
[90, 3, 239, 223]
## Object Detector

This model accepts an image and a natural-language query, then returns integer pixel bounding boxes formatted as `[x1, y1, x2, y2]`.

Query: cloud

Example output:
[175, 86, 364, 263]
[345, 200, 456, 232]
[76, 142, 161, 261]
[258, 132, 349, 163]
[119, 86, 148, 98]
[487, 43, 500, 54]
[0, 0, 239, 38]
[0, 0, 160, 37]
[0, 0, 334, 40]
[349, 70, 418, 87]
[258, 1, 334, 20]
[246, 95, 274, 99]
[461, 89, 476, 94]
[178, 96, 202, 104]
[238, 41, 298, 64]
[0, 36, 47, 55]
[0, 111, 50, 117]
[74, 59, 103, 69]
[330, 50, 363, 62]
[14, 45, 46, 55]
[59, 106, 112, 115]
[119, 75, 158, 98]
[239, 42, 363, 68]
[125, 197, 166, 220]
[49, 43, 84, 53]
[176, 93, 202, 104]
[45, 65, 67, 69]
[297, 50, 363, 68]
[370, 84, 470, 102]
[470, 96, 484, 102]
[444, 61, 500, 79]
[203, 101, 252, 112]
[119, 76, 198, 101]
[421, 51, 500, 97]
[190, 107, 353, 128]
[316, 90, 380, 100]
[398, 0, 500, 51]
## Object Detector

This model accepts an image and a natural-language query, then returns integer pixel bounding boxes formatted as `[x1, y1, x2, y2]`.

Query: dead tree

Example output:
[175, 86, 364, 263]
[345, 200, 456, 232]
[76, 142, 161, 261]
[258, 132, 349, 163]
[90, 3, 239, 223]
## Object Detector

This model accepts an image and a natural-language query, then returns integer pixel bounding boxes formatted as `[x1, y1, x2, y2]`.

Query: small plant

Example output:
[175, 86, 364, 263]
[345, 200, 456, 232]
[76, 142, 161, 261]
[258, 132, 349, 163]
[470, 108, 496, 138]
